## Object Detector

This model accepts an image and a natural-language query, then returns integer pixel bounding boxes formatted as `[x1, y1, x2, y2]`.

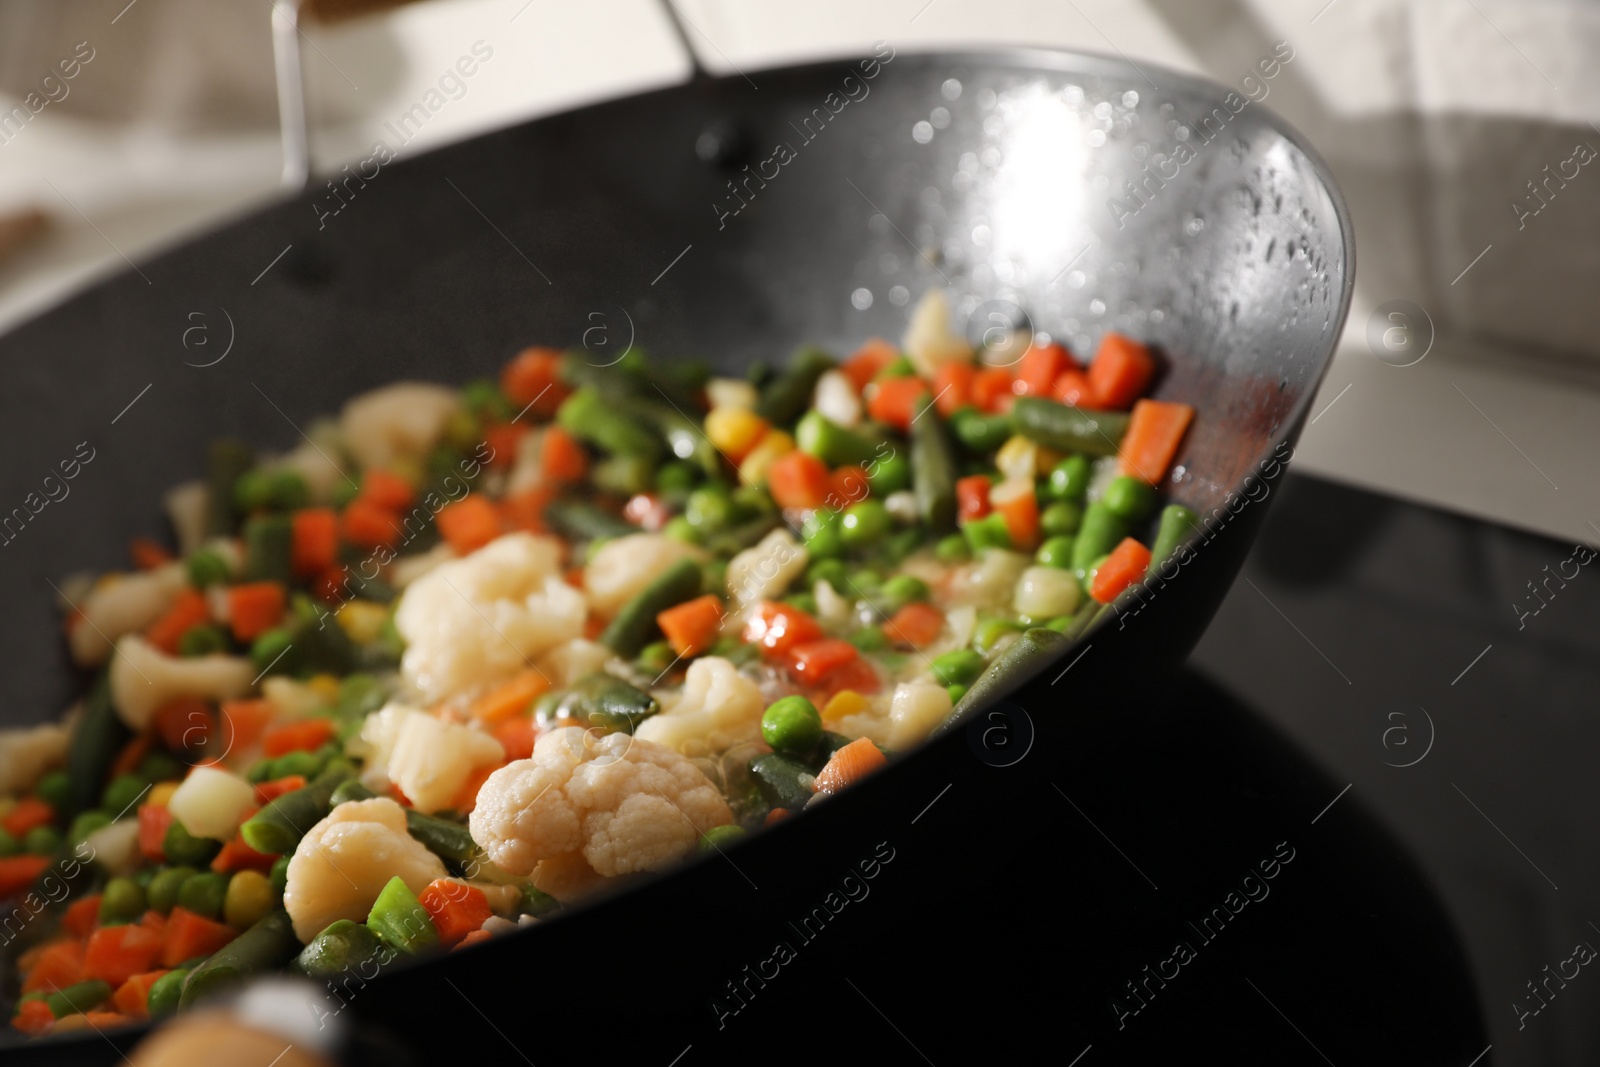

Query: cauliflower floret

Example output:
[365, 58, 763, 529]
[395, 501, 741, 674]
[284, 797, 448, 942]
[583, 534, 703, 617]
[635, 656, 763, 752]
[726, 528, 807, 606]
[886, 682, 952, 749]
[391, 543, 453, 589]
[534, 638, 615, 688]
[109, 635, 255, 732]
[339, 382, 460, 472]
[162, 481, 209, 557]
[470, 727, 732, 879]
[67, 563, 188, 666]
[395, 532, 584, 703]
[505, 427, 547, 498]
[0, 722, 70, 795]
[901, 289, 975, 378]
[363, 702, 504, 814]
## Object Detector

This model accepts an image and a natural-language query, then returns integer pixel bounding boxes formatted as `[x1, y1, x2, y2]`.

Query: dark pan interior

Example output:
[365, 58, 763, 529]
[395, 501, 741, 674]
[0, 46, 1352, 1061]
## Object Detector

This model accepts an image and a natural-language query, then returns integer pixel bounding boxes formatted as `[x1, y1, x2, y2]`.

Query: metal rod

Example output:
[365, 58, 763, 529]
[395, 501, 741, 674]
[272, 0, 311, 189]
[653, 0, 711, 82]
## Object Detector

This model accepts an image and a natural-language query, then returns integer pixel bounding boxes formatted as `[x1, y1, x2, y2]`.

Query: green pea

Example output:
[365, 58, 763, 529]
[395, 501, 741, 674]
[1036, 535, 1076, 569]
[685, 486, 735, 532]
[23, 826, 60, 855]
[878, 356, 916, 379]
[0, 828, 19, 858]
[186, 549, 230, 588]
[946, 683, 969, 704]
[655, 459, 701, 495]
[99, 877, 147, 925]
[178, 624, 229, 657]
[35, 770, 71, 810]
[272, 749, 321, 780]
[972, 617, 1022, 655]
[962, 512, 1013, 552]
[148, 866, 197, 914]
[137, 750, 187, 784]
[163, 820, 221, 867]
[697, 825, 749, 853]
[1102, 475, 1157, 522]
[177, 871, 230, 920]
[840, 500, 891, 548]
[805, 558, 848, 593]
[1041, 500, 1083, 538]
[731, 484, 775, 519]
[935, 533, 971, 563]
[802, 510, 844, 559]
[931, 649, 985, 686]
[950, 407, 1013, 453]
[880, 574, 930, 611]
[846, 567, 883, 597]
[761, 695, 823, 755]
[67, 811, 109, 844]
[269, 856, 291, 897]
[866, 451, 911, 494]
[101, 773, 147, 817]
[250, 626, 296, 675]
[662, 515, 700, 544]
[1047, 454, 1092, 502]
[849, 627, 888, 653]
[146, 968, 190, 1018]
[783, 592, 818, 617]
[882, 528, 924, 566]
[245, 758, 275, 784]
[637, 641, 676, 676]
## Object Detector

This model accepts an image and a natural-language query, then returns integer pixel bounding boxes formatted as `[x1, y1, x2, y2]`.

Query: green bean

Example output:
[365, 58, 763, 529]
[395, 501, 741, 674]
[1062, 600, 1109, 641]
[178, 623, 229, 657]
[405, 809, 477, 870]
[64, 675, 129, 818]
[796, 411, 877, 467]
[367, 877, 438, 955]
[592, 454, 655, 496]
[543, 500, 636, 542]
[697, 825, 748, 853]
[243, 514, 293, 583]
[598, 558, 702, 657]
[294, 919, 395, 981]
[950, 627, 1066, 720]
[25, 826, 62, 855]
[186, 548, 230, 589]
[1036, 535, 1075, 569]
[963, 512, 1012, 553]
[1012, 397, 1129, 456]
[931, 649, 986, 687]
[557, 387, 664, 461]
[46, 979, 112, 1019]
[180, 910, 299, 1007]
[701, 515, 781, 557]
[949, 408, 1014, 453]
[757, 347, 835, 427]
[629, 396, 720, 478]
[749, 753, 814, 810]
[910, 395, 957, 533]
[206, 439, 254, 535]
[519, 884, 561, 918]
[240, 766, 352, 856]
[1147, 504, 1201, 577]
[146, 968, 190, 1018]
[1070, 501, 1126, 586]
[553, 672, 661, 735]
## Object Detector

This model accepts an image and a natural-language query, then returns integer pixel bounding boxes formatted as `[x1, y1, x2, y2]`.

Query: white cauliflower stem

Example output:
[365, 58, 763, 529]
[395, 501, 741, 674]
[67, 563, 188, 666]
[358, 702, 504, 814]
[339, 382, 461, 472]
[395, 532, 584, 703]
[636, 656, 763, 752]
[470, 727, 733, 880]
[0, 723, 70, 795]
[109, 635, 255, 732]
[284, 797, 448, 942]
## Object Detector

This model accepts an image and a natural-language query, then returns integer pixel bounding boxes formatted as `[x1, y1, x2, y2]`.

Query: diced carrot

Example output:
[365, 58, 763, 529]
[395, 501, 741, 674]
[449, 763, 497, 814]
[971, 367, 1015, 413]
[1051, 368, 1097, 408]
[499, 485, 555, 535]
[112, 969, 170, 1017]
[932, 362, 975, 416]
[494, 718, 538, 762]
[1118, 399, 1195, 485]
[540, 426, 588, 484]
[254, 775, 307, 805]
[656, 595, 725, 659]
[161, 908, 237, 968]
[341, 499, 401, 550]
[0, 854, 50, 898]
[210, 833, 277, 874]
[291, 507, 340, 577]
[130, 538, 173, 571]
[766, 451, 830, 510]
[995, 487, 1040, 551]
[418, 879, 494, 948]
[764, 808, 790, 827]
[13, 998, 53, 1034]
[468, 671, 550, 725]
[744, 602, 825, 657]
[261, 718, 336, 758]
[227, 582, 286, 643]
[841, 339, 899, 393]
[785, 639, 860, 684]
[64, 894, 103, 939]
[109, 733, 153, 780]
[83, 923, 164, 988]
[454, 928, 493, 951]
[1087, 333, 1156, 410]
[881, 601, 945, 649]
[22, 939, 83, 994]
[154, 698, 216, 756]
[501, 346, 570, 415]
[360, 469, 415, 511]
[866, 376, 930, 431]
[2, 797, 54, 838]
[437, 496, 504, 555]
[1014, 343, 1069, 397]
[482, 422, 528, 468]
[1090, 537, 1154, 604]
[813, 737, 887, 796]
[826, 465, 870, 510]
[144, 588, 210, 655]
[219, 698, 275, 754]
[139, 910, 168, 941]
[137, 804, 172, 863]
[955, 475, 992, 522]
[816, 657, 881, 701]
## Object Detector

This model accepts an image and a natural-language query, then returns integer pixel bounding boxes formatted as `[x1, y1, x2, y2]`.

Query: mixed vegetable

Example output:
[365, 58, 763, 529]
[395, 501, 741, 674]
[0, 290, 1196, 1036]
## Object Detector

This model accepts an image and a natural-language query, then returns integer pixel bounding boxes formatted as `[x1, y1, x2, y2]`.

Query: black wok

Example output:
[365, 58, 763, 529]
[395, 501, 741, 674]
[0, 43, 1353, 1063]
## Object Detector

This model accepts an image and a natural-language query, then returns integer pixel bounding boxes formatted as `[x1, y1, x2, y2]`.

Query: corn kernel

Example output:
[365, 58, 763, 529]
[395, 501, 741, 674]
[147, 781, 181, 808]
[337, 601, 388, 645]
[224, 869, 277, 928]
[706, 378, 760, 411]
[822, 689, 868, 725]
[738, 430, 796, 487]
[705, 406, 769, 462]
[307, 673, 341, 702]
[994, 435, 1040, 482]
